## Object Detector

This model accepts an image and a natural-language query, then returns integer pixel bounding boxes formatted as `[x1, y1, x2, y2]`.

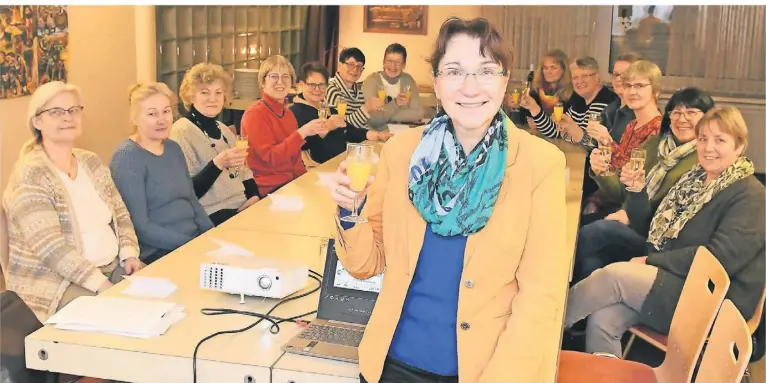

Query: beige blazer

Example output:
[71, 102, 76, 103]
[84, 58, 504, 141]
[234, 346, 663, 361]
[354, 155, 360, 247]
[334, 123, 569, 382]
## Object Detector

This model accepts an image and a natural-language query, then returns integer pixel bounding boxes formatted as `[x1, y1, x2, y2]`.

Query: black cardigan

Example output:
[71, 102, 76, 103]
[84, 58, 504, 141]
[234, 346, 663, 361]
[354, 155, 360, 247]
[289, 99, 369, 164]
[625, 175, 766, 334]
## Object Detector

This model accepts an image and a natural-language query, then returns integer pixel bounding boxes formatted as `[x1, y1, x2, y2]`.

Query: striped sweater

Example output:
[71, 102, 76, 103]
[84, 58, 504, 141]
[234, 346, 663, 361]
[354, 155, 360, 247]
[533, 86, 618, 151]
[326, 73, 370, 128]
[2, 146, 139, 321]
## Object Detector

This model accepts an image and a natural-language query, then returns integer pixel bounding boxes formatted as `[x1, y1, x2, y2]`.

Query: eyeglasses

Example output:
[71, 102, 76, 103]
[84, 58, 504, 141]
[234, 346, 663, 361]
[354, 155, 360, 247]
[342, 62, 365, 72]
[572, 72, 597, 82]
[434, 68, 508, 85]
[384, 59, 404, 67]
[36, 105, 84, 118]
[623, 83, 651, 90]
[670, 110, 703, 121]
[304, 82, 327, 91]
[266, 73, 292, 84]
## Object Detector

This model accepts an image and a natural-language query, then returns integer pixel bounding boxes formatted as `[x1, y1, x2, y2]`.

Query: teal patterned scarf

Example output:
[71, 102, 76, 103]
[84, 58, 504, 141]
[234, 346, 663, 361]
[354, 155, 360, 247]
[408, 111, 508, 236]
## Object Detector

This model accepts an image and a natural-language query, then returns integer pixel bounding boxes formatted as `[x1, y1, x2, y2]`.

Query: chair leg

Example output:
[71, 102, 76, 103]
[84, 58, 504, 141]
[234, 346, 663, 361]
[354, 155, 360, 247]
[623, 333, 637, 359]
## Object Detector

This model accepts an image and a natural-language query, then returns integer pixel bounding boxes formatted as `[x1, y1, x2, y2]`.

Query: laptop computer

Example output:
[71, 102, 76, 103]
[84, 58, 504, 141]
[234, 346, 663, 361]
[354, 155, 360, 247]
[282, 239, 382, 363]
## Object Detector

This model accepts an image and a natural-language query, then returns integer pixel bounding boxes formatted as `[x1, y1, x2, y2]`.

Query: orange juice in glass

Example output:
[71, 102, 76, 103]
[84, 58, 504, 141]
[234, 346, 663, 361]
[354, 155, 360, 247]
[336, 101, 348, 117]
[341, 143, 375, 223]
[377, 84, 386, 102]
[553, 101, 564, 122]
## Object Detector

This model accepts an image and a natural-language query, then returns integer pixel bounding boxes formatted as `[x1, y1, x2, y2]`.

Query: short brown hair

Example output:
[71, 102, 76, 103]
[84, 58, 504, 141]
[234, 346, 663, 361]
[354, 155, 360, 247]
[427, 17, 511, 75]
[614, 52, 643, 65]
[573, 56, 599, 72]
[179, 63, 233, 109]
[696, 106, 750, 152]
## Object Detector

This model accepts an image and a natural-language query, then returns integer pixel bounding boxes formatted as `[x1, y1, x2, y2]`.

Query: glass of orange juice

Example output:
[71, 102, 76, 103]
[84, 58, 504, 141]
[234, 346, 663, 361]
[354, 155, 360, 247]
[377, 84, 387, 103]
[553, 101, 564, 122]
[336, 101, 348, 117]
[232, 133, 248, 178]
[403, 85, 412, 103]
[341, 143, 374, 223]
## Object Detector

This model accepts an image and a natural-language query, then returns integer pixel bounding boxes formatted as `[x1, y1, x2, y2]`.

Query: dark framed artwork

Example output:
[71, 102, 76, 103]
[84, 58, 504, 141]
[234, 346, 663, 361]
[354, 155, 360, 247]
[363, 6, 428, 35]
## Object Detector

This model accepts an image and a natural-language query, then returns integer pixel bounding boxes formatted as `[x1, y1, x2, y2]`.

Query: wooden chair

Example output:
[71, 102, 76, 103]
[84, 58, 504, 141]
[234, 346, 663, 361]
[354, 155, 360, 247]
[696, 299, 753, 383]
[557, 247, 730, 383]
[624, 273, 766, 358]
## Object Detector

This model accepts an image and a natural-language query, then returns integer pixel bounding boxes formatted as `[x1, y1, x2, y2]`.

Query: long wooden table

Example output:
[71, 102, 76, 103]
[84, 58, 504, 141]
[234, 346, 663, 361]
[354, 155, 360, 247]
[25, 135, 587, 383]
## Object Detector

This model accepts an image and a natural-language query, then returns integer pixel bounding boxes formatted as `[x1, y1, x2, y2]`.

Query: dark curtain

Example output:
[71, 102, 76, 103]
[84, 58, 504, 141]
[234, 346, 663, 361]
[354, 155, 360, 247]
[303, 6, 340, 75]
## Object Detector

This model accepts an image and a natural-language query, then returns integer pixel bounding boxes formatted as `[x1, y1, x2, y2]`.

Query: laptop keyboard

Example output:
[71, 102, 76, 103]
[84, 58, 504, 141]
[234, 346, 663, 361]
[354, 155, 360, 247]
[299, 324, 364, 347]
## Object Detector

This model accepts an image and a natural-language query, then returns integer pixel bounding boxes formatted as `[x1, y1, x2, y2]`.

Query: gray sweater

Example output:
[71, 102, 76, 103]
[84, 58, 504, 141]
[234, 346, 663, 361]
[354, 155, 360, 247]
[109, 139, 214, 263]
[362, 71, 424, 130]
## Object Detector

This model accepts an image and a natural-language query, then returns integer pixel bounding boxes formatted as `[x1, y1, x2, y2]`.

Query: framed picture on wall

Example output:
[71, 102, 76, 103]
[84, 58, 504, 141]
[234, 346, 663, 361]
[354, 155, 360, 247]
[363, 6, 428, 35]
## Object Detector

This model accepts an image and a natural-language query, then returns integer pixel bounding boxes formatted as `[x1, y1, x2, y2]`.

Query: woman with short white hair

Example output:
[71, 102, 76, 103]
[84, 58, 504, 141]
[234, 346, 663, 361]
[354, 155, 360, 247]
[3, 81, 141, 321]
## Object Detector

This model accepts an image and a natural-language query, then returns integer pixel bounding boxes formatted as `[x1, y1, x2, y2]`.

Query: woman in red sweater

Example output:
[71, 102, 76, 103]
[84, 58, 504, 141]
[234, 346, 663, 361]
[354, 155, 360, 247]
[242, 55, 323, 196]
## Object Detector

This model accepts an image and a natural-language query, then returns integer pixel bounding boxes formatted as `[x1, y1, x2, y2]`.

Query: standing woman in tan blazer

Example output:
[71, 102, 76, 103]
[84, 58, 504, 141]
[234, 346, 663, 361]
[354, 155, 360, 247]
[329, 18, 569, 383]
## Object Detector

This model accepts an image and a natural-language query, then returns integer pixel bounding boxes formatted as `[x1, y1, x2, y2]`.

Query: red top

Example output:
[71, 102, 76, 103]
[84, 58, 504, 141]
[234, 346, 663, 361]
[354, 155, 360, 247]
[610, 115, 662, 170]
[242, 93, 306, 196]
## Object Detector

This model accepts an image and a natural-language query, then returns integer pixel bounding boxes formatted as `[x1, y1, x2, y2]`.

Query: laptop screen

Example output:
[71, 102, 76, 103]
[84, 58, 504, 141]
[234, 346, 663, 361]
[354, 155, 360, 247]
[317, 239, 382, 325]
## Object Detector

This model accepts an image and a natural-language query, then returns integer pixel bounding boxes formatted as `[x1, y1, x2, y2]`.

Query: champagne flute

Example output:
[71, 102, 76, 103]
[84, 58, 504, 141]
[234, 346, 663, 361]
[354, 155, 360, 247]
[586, 111, 601, 147]
[626, 149, 647, 192]
[403, 84, 412, 103]
[232, 133, 248, 179]
[553, 101, 569, 140]
[336, 100, 348, 118]
[598, 143, 615, 177]
[377, 85, 387, 103]
[510, 88, 521, 110]
[341, 143, 374, 223]
[318, 100, 329, 119]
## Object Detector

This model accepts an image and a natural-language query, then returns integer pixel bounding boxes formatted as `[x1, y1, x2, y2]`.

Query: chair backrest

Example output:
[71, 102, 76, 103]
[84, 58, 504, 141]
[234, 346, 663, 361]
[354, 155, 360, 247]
[0, 199, 9, 289]
[695, 299, 753, 383]
[654, 247, 731, 383]
[747, 287, 766, 334]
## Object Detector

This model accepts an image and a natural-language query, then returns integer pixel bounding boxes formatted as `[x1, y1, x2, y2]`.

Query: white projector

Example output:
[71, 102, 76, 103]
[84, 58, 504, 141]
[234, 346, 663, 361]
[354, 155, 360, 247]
[200, 257, 309, 300]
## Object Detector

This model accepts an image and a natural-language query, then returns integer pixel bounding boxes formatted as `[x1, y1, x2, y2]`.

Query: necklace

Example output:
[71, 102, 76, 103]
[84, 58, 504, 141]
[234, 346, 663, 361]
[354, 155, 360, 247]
[262, 99, 286, 118]
[200, 129, 238, 179]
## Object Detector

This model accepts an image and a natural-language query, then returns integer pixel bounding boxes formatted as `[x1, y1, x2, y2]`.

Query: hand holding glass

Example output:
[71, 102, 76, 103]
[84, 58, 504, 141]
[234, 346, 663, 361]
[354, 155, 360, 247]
[232, 133, 248, 178]
[339, 143, 374, 223]
[625, 149, 647, 192]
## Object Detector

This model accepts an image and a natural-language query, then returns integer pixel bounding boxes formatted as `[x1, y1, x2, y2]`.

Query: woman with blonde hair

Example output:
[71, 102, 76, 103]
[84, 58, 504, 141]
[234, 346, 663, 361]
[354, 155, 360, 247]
[511, 49, 573, 121]
[110, 82, 213, 264]
[567, 106, 764, 357]
[3, 81, 141, 320]
[171, 63, 260, 226]
[241, 55, 321, 196]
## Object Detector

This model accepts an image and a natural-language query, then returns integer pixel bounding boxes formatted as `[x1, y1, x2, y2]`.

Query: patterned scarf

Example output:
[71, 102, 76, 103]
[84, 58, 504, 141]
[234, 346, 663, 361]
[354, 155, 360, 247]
[647, 156, 754, 250]
[645, 134, 697, 199]
[408, 111, 508, 236]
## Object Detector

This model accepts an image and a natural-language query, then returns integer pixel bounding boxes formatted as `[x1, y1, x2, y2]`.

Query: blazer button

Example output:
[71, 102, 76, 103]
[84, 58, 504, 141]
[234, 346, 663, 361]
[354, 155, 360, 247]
[465, 280, 474, 288]
[460, 322, 470, 330]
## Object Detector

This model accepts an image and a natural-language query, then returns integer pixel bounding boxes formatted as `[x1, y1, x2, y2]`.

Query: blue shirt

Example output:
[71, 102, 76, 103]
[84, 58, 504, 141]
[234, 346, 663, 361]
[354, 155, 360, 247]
[339, 211, 466, 375]
[389, 224, 466, 376]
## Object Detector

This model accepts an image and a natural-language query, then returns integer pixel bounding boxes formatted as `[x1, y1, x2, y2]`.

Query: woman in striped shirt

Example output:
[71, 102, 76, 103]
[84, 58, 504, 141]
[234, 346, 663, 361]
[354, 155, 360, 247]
[325, 47, 383, 129]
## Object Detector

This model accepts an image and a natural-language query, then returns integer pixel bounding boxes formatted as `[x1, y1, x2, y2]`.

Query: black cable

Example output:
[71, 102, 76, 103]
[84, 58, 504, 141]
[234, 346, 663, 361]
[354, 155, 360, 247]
[192, 269, 323, 383]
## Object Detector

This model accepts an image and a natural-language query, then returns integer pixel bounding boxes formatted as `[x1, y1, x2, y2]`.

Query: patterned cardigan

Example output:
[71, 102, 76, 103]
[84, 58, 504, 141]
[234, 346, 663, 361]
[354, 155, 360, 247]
[2, 146, 139, 321]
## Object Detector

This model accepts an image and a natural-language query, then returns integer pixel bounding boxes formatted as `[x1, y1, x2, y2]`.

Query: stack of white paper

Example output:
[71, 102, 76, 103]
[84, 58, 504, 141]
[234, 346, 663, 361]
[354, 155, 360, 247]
[121, 276, 178, 299]
[269, 194, 305, 211]
[46, 296, 185, 338]
[205, 238, 254, 258]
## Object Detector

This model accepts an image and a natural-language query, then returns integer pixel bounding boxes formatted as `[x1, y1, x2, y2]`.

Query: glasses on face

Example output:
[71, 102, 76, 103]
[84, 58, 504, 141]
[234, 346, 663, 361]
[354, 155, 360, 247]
[304, 82, 328, 91]
[435, 67, 508, 86]
[670, 109, 703, 121]
[384, 59, 403, 67]
[266, 73, 292, 84]
[342, 61, 365, 72]
[623, 82, 651, 91]
[37, 105, 84, 118]
[572, 72, 597, 82]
